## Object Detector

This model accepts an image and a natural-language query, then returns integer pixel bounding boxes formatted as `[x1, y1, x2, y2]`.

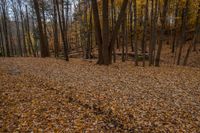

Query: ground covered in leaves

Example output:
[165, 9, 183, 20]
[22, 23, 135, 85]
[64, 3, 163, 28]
[0, 58, 200, 132]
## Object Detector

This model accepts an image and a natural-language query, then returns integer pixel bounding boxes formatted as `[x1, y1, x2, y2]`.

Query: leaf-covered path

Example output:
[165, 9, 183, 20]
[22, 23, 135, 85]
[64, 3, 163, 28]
[0, 58, 200, 132]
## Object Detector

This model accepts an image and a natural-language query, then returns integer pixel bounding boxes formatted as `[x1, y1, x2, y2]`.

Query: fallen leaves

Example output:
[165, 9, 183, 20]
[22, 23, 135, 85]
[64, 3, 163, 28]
[0, 57, 200, 132]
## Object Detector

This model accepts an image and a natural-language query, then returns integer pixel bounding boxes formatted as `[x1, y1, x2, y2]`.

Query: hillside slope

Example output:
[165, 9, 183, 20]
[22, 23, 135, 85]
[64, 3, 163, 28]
[0, 58, 200, 132]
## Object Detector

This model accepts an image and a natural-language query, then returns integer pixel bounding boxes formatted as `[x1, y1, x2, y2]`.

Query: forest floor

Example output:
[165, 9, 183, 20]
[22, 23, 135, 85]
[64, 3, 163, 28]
[0, 58, 200, 132]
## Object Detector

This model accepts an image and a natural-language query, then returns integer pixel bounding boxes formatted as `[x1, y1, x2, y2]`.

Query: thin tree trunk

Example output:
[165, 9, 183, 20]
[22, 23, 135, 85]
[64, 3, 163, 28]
[56, 0, 69, 61]
[8, 20, 14, 56]
[1, 6, 10, 57]
[172, 1, 179, 53]
[130, 1, 134, 52]
[0, 21, 5, 56]
[91, 0, 103, 64]
[109, 0, 129, 64]
[151, 0, 158, 65]
[102, 0, 110, 65]
[133, 0, 138, 66]
[155, 0, 169, 66]
[193, 3, 200, 52]
[149, 0, 154, 66]
[26, 5, 36, 57]
[42, 0, 50, 57]
[141, 0, 149, 67]
[122, 16, 125, 62]
[183, 5, 200, 65]
[53, 0, 59, 57]
[111, 0, 116, 63]
[177, 0, 189, 65]
[18, 0, 27, 56]
[11, 0, 23, 56]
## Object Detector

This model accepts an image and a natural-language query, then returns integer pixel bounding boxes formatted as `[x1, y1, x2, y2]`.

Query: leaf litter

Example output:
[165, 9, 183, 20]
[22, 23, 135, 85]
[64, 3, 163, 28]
[0, 57, 200, 132]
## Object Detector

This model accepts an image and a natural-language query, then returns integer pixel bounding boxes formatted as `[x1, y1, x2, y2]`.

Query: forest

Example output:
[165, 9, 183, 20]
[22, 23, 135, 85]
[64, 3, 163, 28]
[0, 0, 200, 132]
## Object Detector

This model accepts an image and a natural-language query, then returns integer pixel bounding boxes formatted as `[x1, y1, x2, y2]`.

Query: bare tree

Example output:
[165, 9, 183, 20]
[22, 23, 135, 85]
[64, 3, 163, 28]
[0, 0, 10, 57]
[155, 0, 169, 66]
[33, 0, 49, 57]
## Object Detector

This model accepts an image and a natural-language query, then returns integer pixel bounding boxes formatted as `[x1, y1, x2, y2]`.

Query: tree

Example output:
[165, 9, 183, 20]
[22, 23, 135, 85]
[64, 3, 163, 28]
[0, 16, 5, 56]
[17, 0, 27, 56]
[141, 0, 149, 67]
[133, 0, 138, 66]
[53, 0, 59, 57]
[91, 0, 129, 65]
[155, 0, 169, 66]
[33, 0, 49, 57]
[56, 0, 69, 61]
[41, 0, 50, 57]
[183, 3, 200, 65]
[11, 0, 23, 56]
[0, 0, 10, 57]
[25, 5, 36, 57]
[177, 0, 189, 65]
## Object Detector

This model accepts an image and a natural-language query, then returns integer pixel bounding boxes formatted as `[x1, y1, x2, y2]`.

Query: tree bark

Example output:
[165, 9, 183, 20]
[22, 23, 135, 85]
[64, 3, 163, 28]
[56, 0, 69, 61]
[141, 0, 149, 67]
[177, 0, 189, 65]
[183, 4, 200, 65]
[11, 0, 23, 56]
[102, 0, 110, 65]
[1, 5, 10, 57]
[91, 0, 103, 64]
[33, 0, 49, 57]
[133, 0, 138, 66]
[53, 0, 59, 57]
[155, 0, 169, 66]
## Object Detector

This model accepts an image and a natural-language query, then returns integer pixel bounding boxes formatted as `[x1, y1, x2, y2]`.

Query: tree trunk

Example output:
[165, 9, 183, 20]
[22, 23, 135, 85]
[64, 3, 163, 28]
[18, 0, 27, 56]
[11, 0, 23, 56]
[8, 20, 14, 56]
[151, 0, 158, 65]
[177, 0, 189, 65]
[42, 0, 50, 57]
[183, 5, 200, 65]
[0, 20, 5, 56]
[109, 0, 129, 64]
[172, 1, 179, 53]
[130, 1, 134, 52]
[91, 0, 103, 64]
[25, 5, 36, 57]
[141, 0, 149, 67]
[56, 0, 69, 61]
[155, 0, 169, 67]
[1, 6, 10, 57]
[53, 0, 59, 57]
[92, 0, 129, 65]
[33, 0, 49, 57]
[133, 0, 138, 66]
[149, 0, 154, 66]
[102, 0, 110, 65]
